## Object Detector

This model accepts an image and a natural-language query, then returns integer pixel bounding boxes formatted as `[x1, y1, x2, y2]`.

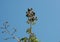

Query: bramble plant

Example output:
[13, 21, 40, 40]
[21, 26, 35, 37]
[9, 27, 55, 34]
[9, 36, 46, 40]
[0, 8, 39, 42]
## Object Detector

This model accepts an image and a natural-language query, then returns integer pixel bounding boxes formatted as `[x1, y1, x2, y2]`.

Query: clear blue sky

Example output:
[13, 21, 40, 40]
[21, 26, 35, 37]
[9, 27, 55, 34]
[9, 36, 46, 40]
[0, 0, 60, 42]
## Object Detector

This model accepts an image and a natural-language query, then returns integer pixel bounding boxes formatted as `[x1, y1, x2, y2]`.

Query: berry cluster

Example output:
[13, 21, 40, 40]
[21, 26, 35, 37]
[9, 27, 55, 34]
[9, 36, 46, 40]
[26, 8, 37, 24]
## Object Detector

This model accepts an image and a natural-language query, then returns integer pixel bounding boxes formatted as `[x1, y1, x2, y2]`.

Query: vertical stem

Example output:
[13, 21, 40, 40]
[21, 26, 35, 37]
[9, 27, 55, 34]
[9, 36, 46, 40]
[30, 22, 32, 28]
[30, 21, 32, 34]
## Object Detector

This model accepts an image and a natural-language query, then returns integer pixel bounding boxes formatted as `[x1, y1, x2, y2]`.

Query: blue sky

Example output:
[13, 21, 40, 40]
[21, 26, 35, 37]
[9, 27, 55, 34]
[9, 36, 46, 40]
[0, 0, 60, 42]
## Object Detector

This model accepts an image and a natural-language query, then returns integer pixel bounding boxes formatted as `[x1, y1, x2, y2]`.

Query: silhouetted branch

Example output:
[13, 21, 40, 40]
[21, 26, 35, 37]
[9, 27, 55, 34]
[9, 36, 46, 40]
[0, 21, 20, 42]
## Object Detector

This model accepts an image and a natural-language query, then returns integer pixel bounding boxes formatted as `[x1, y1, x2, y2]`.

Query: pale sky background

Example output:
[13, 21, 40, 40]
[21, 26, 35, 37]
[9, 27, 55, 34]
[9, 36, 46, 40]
[0, 0, 60, 42]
